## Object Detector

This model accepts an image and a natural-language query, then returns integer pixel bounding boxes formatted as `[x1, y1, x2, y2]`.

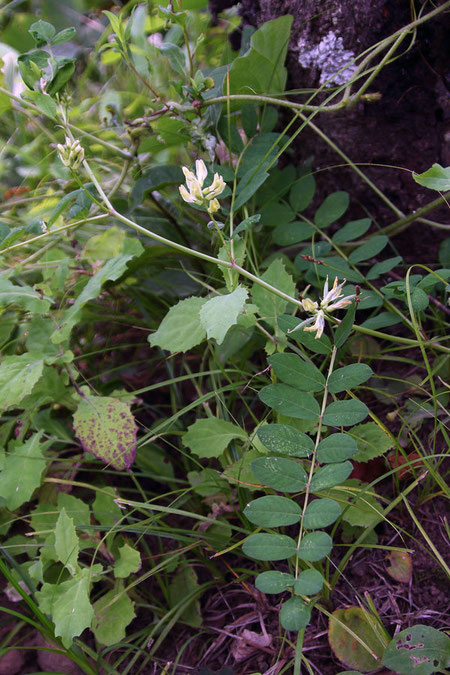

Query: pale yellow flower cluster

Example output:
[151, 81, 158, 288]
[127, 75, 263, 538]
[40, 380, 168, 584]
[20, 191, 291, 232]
[56, 137, 84, 170]
[179, 159, 226, 214]
[289, 277, 355, 339]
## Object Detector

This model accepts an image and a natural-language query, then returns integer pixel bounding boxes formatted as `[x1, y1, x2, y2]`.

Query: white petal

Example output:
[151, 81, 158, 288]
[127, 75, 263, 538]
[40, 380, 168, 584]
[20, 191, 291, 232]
[195, 159, 207, 186]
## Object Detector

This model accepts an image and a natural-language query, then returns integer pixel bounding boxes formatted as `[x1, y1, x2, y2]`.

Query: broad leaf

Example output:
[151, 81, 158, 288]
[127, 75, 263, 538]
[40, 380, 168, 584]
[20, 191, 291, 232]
[0, 433, 46, 510]
[289, 173, 315, 212]
[92, 583, 136, 646]
[268, 353, 325, 392]
[255, 570, 295, 594]
[54, 508, 79, 576]
[278, 315, 332, 354]
[316, 434, 357, 463]
[329, 607, 387, 672]
[294, 569, 324, 595]
[73, 396, 138, 470]
[303, 498, 342, 529]
[328, 364, 373, 394]
[315, 192, 349, 228]
[310, 461, 353, 493]
[149, 296, 207, 353]
[259, 384, 320, 420]
[251, 456, 308, 493]
[257, 424, 314, 458]
[350, 422, 395, 462]
[280, 596, 312, 631]
[168, 565, 202, 627]
[322, 400, 369, 427]
[348, 236, 389, 264]
[332, 219, 371, 244]
[46, 569, 94, 649]
[382, 625, 450, 674]
[243, 533, 297, 561]
[412, 163, 450, 191]
[0, 278, 52, 313]
[114, 543, 141, 578]
[244, 495, 302, 527]
[200, 285, 248, 344]
[297, 532, 332, 561]
[130, 165, 184, 208]
[0, 354, 44, 411]
[252, 259, 296, 328]
[183, 418, 247, 458]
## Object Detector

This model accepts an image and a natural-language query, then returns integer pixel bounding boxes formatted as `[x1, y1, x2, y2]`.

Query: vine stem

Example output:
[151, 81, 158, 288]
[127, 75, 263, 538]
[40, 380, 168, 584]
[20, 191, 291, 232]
[295, 346, 338, 578]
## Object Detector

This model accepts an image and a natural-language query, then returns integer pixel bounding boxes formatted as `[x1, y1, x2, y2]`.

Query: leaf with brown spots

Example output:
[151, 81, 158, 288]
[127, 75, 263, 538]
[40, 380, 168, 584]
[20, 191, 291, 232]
[73, 396, 137, 471]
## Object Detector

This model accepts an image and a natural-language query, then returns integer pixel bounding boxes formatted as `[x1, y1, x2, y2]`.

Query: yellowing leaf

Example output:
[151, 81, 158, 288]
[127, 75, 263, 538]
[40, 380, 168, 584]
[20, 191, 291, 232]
[183, 418, 247, 458]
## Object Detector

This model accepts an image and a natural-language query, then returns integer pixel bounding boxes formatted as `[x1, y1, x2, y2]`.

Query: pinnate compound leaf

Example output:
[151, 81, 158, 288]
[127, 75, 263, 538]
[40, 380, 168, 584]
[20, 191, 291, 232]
[280, 596, 312, 631]
[149, 296, 207, 353]
[297, 532, 332, 562]
[257, 424, 314, 458]
[92, 583, 136, 646]
[294, 569, 324, 595]
[382, 624, 450, 674]
[412, 163, 450, 191]
[350, 422, 395, 462]
[228, 16, 293, 99]
[0, 279, 52, 313]
[316, 434, 357, 464]
[114, 543, 141, 578]
[252, 259, 296, 327]
[268, 353, 325, 392]
[0, 354, 44, 411]
[0, 433, 47, 510]
[255, 571, 295, 594]
[303, 498, 341, 529]
[322, 400, 369, 427]
[199, 285, 248, 344]
[310, 461, 353, 493]
[183, 418, 247, 458]
[73, 396, 137, 470]
[328, 364, 373, 394]
[54, 508, 79, 576]
[243, 533, 297, 561]
[251, 456, 308, 493]
[259, 384, 320, 420]
[244, 495, 302, 527]
[329, 607, 386, 673]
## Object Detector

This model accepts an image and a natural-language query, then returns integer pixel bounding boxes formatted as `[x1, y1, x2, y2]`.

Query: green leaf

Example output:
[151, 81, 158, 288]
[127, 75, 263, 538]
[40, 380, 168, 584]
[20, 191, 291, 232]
[244, 495, 302, 527]
[350, 422, 395, 462]
[228, 16, 293, 99]
[93, 488, 122, 528]
[251, 456, 308, 493]
[259, 384, 320, 420]
[158, 42, 186, 76]
[278, 315, 332, 354]
[329, 607, 387, 672]
[252, 259, 296, 328]
[322, 400, 369, 427]
[289, 173, 315, 212]
[315, 192, 349, 228]
[0, 278, 52, 313]
[83, 226, 126, 262]
[361, 311, 400, 330]
[316, 434, 357, 463]
[47, 59, 75, 96]
[280, 596, 312, 631]
[310, 461, 353, 493]
[42, 569, 94, 649]
[255, 570, 295, 594]
[52, 27, 77, 45]
[52, 239, 143, 343]
[268, 353, 325, 392]
[92, 583, 136, 646]
[218, 116, 245, 153]
[54, 508, 79, 576]
[243, 533, 297, 561]
[114, 543, 141, 578]
[73, 396, 138, 470]
[348, 236, 389, 264]
[294, 569, 324, 595]
[366, 256, 402, 280]
[412, 163, 450, 191]
[328, 364, 373, 393]
[303, 498, 341, 529]
[29, 20, 55, 45]
[0, 433, 46, 510]
[223, 448, 263, 491]
[382, 625, 450, 674]
[0, 354, 44, 411]
[149, 296, 207, 353]
[200, 286, 248, 344]
[297, 532, 332, 562]
[234, 169, 269, 211]
[23, 90, 57, 117]
[183, 418, 247, 459]
[313, 256, 364, 283]
[332, 480, 382, 528]
[168, 565, 202, 627]
[273, 221, 315, 245]
[257, 424, 314, 458]
[332, 219, 372, 244]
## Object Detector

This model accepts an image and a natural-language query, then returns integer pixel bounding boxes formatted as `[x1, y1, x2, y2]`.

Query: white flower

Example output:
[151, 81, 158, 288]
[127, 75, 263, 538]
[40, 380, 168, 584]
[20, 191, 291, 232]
[179, 159, 226, 214]
[288, 276, 354, 339]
